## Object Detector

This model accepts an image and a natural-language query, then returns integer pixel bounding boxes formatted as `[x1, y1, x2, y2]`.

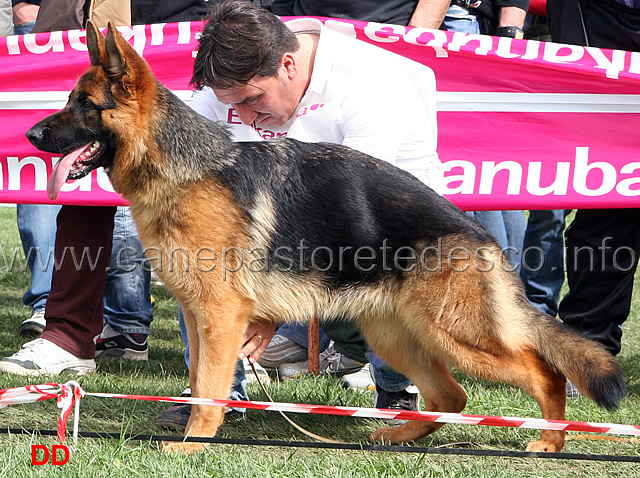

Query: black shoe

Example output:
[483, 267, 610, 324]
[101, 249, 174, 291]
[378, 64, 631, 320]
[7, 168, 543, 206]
[374, 384, 419, 425]
[94, 332, 148, 361]
[155, 401, 245, 432]
[156, 403, 192, 431]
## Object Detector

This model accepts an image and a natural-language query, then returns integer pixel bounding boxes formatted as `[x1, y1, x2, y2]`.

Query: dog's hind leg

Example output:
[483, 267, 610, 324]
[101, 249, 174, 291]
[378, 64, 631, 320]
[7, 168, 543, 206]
[483, 348, 568, 452]
[364, 332, 467, 444]
[164, 294, 253, 454]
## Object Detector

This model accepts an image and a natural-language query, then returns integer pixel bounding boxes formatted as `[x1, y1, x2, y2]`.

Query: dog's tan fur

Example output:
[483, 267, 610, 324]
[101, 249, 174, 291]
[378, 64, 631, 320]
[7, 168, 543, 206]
[28, 22, 626, 454]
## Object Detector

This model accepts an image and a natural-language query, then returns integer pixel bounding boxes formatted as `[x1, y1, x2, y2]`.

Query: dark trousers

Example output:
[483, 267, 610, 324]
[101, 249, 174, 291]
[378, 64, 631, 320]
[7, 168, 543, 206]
[558, 209, 640, 355]
[41, 206, 116, 359]
[322, 317, 368, 364]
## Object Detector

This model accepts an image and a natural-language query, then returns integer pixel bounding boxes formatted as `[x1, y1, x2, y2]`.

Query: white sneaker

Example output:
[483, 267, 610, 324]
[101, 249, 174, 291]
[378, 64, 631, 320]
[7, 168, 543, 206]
[243, 358, 270, 385]
[0, 338, 96, 376]
[340, 363, 375, 391]
[19, 309, 46, 336]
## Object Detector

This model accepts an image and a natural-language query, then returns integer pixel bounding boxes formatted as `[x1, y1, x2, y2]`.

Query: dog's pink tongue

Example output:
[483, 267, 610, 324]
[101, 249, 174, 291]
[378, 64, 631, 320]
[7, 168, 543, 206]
[46, 143, 92, 200]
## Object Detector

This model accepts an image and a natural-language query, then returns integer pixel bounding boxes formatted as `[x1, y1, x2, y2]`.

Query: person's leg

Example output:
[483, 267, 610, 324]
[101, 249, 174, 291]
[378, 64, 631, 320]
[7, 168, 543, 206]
[467, 210, 525, 269]
[521, 210, 570, 316]
[42, 206, 117, 358]
[96, 207, 153, 359]
[102, 206, 153, 334]
[367, 351, 412, 392]
[0, 206, 115, 375]
[502, 210, 526, 270]
[259, 322, 331, 369]
[559, 208, 640, 355]
[16, 204, 61, 334]
[442, 5, 480, 34]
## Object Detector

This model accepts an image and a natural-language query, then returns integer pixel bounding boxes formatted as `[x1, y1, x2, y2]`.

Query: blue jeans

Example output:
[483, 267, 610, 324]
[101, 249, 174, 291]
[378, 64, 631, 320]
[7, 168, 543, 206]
[443, 5, 481, 34]
[17, 204, 61, 312]
[521, 210, 570, 317]
[178, 306, 248, 401]
[13, 21, 36, 35]
[103, 207, 153, 334]
[275, 322, 332, 352]
[466, 211, 526, 270]
[277, 322, 412, 392]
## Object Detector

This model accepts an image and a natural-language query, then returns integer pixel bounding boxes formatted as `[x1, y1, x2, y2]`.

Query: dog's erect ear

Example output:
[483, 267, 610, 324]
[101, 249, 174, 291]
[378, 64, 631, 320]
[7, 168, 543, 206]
[86, 20, 105, 66]
[102, 22, 152, 95]
[104, 22, 128, 80]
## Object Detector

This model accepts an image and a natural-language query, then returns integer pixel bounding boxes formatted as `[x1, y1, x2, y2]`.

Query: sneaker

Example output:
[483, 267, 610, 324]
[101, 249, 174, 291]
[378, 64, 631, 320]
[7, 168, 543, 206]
[150, 270, 164, 286]
[94, 323, 148, 361]
[257, 334, 308, 369]
[566, 380, 580, 398]
[324, 347, 365, 376]
[340, 363, 375, 391]
[278, 345, 365, 379]
[0, 338, 96, 376]
[243, 358, 271, 385]
[155, 389, 244, 432]
[374, 384, 420, 425]
[19, 309, 46, 336]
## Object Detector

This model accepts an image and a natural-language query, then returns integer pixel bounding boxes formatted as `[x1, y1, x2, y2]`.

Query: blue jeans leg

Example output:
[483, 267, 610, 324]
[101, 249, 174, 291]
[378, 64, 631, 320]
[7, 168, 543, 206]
[275, 322, 331, 351]
[366, 350, 412, 392]
[521, 210, 570, 317]
[17, 203, 61, 312]
[103, 206, 153, 334]
[13, 21, 36, 35]
[443, 5, 480, 34]
[466, 210, 526, 270]
[502, 210, 526, 269]
[178, 305, 248, 401]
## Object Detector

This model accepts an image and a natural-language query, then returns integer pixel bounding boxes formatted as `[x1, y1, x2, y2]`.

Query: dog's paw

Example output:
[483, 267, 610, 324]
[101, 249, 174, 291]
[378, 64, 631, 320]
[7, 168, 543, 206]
[161, 441, 207, 454]
[368, 426, 411, 444]
[525, 440, 563, 453]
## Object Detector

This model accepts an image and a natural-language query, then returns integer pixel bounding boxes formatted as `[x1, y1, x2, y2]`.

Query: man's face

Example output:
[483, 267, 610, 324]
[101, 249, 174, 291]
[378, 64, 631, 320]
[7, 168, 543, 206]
[213, 71, 300, 128]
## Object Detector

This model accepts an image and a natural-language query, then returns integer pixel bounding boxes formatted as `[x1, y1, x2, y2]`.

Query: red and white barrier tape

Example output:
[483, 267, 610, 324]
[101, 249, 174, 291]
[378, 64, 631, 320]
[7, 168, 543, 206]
[0, 381, 83, 443]
[87, 391, 640, 437]
[2, 383, 639, 443]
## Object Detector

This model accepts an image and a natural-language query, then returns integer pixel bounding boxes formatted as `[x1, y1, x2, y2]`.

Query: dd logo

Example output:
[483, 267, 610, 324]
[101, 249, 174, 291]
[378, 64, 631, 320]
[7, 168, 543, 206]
[31, 444, 70, 465]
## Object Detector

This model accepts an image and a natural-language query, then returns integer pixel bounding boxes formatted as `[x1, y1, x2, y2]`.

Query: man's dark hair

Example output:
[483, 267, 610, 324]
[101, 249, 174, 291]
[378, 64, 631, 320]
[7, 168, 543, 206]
[191, 0, 300, 89]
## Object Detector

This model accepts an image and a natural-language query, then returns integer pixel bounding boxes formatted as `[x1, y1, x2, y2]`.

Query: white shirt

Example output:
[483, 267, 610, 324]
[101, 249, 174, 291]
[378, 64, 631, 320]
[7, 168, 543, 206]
[190, 18, 443, 193]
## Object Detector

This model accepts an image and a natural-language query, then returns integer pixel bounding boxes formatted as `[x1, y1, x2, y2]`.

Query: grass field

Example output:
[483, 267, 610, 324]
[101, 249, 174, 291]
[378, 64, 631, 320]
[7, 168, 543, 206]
[0, 206, 638, 477]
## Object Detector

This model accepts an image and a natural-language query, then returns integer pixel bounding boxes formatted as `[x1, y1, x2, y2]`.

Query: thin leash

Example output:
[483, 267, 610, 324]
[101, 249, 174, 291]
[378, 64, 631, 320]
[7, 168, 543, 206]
[248, 361, 343, 444]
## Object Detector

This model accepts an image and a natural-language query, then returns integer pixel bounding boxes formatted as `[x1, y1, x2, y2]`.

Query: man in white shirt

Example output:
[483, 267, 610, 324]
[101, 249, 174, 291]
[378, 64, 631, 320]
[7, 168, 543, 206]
[158, 0, 444, 431]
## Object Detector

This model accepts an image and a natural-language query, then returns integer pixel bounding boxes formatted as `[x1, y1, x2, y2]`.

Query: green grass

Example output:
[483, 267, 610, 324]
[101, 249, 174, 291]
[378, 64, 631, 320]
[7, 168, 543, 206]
[0, 206, 638, 477]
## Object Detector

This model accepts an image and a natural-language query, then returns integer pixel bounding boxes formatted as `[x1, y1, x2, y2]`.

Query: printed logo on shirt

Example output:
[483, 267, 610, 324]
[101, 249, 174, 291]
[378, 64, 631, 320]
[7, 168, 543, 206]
[226, 108, 287, 140]
[296, 103, 325, 118]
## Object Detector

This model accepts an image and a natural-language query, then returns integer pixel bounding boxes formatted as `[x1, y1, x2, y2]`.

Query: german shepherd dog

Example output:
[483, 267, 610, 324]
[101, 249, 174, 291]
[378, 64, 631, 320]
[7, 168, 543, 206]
[27, 22, 626, 453]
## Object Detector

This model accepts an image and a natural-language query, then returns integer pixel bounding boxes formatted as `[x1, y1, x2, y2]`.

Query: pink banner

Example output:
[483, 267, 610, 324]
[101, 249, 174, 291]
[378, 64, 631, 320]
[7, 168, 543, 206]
[1, 19, 639, 209]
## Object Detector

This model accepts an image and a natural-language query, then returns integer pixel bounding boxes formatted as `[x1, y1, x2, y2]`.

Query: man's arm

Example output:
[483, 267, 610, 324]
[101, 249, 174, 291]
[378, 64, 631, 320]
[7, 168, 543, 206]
[497, 5, 527, 28]
[494, 0, 529, 38]
[408, 0, 452, 29]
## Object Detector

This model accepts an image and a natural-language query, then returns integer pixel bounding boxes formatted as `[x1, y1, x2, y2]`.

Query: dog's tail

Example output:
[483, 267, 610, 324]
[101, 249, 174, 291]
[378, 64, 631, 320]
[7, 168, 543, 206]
[532, 309, 627, 410]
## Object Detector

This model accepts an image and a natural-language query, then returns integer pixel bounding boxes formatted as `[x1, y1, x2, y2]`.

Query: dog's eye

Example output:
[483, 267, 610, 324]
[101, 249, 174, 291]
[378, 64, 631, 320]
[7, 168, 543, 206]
[81, 99, 94, 109]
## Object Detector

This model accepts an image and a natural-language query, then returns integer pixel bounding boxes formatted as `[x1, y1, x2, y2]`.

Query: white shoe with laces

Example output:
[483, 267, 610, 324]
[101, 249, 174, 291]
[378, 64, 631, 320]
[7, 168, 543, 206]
[243, 358, 270, 385]
[0, 338, 96, 376]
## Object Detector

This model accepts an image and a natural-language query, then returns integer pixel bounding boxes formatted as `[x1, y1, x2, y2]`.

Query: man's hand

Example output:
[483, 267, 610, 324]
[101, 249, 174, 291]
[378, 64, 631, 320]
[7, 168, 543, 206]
[238, 318, 276, 363]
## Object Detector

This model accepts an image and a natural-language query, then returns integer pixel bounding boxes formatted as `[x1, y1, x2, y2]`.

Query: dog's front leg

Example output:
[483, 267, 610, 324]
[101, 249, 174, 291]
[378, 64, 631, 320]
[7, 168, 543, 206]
[163, 295, 253, 454]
